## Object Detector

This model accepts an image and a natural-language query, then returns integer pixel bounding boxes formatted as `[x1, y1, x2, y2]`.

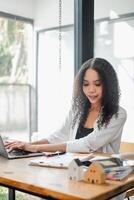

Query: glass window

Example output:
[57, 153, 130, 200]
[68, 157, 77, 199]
[0, 14, 34, 141]
[0, 15, 33, 84]
[37, 25, 74, 137]
[0, 84, 32, 141]
[94, 11, 134, 142]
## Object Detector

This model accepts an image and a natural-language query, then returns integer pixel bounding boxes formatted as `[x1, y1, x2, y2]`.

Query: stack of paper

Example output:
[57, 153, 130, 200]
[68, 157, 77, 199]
[29, 153, 94, 168]
[105, 166, 133, 180]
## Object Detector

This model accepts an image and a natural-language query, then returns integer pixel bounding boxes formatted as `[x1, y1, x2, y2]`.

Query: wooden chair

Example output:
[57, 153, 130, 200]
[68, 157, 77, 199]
[120, 142, 134, 153]
[119, 142, 134, 200]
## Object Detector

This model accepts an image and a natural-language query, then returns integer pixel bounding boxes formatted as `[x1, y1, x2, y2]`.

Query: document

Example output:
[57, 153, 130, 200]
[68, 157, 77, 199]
[105, 166, 133, 180]
[91, 156, 134, 180]
[112, 153, 134, 168]
[29, 153, 94, 168]
[112, 152, 134, 160]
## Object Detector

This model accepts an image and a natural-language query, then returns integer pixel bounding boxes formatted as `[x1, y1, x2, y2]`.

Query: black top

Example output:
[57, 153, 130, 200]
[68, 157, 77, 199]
[75, 124, 94, 139]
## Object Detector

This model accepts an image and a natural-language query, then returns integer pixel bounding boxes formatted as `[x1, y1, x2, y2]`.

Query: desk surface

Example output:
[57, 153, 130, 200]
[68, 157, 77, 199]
[0, 155, 134, 200]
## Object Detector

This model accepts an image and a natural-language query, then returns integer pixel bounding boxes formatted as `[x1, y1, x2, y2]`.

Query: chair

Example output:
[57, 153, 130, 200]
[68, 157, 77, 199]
[119, 142, 134, 200]
[120, 142, 134, 153]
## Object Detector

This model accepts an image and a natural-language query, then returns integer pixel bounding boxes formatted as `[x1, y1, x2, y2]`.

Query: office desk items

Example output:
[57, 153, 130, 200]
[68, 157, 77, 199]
[119, 142, 134, 199]
[43, 151, 65, 157]
[90, 157, 133, 180]
[68, 158, 89, 181]
[68, 156, 133, 183]
[1, 154, 134, 200]
[29, 152, 94, 168]
[112, 153, 134, 169]
[68, 158, 106, 183]
[0, 135, 44, 159]
[91, 157, 123, 168]
[112, 152, 134, 160]
[83, 162, 106, 184]
[105, 166, 133, 181]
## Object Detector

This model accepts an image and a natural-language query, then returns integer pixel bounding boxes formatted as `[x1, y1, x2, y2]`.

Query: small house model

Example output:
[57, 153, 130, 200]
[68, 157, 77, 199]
[83, 161, 105, 184]
[68, 158, 84, 181]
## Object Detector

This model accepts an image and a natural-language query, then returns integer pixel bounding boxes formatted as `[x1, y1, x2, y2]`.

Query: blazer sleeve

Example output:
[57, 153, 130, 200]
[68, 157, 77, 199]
[46, 111, 72, 143]
[66, 107, 127, 153]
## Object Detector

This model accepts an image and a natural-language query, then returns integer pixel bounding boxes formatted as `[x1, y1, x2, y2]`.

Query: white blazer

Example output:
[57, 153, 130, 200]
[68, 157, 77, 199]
[46, 106, 127, 154]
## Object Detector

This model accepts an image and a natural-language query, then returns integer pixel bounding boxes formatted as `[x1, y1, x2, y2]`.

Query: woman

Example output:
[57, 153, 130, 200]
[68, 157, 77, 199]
[6, 58, 127, 154]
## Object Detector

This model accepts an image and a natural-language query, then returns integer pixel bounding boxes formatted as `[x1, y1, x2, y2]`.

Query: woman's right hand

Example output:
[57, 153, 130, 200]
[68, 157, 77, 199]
[4, 141, 27, 152]
[5, 141, 39, 153]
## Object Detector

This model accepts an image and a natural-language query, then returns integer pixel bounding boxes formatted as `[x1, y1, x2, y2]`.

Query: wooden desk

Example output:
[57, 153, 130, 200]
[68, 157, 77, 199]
[0, 155, 134, 200]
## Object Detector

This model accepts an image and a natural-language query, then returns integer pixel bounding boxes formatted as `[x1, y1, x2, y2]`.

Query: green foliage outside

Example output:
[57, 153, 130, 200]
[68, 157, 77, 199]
[0, 187, 7, 200]
[0, 17, 29, 83]
[0, 187, 42, 200]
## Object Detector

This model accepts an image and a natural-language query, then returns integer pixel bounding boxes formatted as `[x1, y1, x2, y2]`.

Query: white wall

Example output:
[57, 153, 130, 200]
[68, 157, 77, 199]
[34, 0, 74, 30]
[0, 0, 74, 29]
[95, 0, 134, 19]
[0, 0, 35, 18]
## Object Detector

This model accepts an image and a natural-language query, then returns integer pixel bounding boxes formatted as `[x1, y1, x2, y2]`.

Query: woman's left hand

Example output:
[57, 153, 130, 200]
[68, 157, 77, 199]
[23, 143, 39, 152]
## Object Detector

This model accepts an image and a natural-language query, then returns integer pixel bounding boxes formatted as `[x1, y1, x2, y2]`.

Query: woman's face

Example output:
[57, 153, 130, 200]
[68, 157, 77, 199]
[82, 69, 103, 107]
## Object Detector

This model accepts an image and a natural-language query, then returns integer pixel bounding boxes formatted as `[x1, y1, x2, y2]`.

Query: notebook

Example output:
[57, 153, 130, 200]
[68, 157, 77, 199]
[0, 135, 44, 159]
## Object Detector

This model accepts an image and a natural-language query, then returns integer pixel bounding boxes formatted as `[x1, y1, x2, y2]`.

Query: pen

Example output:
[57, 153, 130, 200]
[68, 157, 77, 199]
[45, 151, 66, 157]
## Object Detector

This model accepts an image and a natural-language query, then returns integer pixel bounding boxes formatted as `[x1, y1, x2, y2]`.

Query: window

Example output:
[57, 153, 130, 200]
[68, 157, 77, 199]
[94, 13, 134, 142]
[0, 13, 33, 84]
[0, 13, 34, 141]
[37, 25, 74, 136]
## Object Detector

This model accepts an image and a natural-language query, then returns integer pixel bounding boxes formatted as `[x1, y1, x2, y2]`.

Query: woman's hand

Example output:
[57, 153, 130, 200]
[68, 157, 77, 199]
[22, 143, 39, 152]
[4, 141, 37, 152]
[5, 141, 67, 153]
[5, 141, 26, 151]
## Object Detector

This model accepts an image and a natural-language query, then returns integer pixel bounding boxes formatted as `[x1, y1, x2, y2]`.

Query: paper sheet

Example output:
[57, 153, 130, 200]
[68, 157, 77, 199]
[29, 153, 94, 168]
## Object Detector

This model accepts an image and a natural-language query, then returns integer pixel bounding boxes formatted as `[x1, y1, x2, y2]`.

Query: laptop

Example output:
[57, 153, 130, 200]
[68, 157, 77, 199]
[0, 135, 44, 159]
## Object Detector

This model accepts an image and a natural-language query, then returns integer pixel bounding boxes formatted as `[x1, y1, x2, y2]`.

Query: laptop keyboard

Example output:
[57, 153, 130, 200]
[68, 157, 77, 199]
[9, 149, 31, 156]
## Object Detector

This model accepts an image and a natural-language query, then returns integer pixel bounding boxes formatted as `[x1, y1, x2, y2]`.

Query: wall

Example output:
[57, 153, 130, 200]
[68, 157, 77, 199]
[0, 0, 34, 18]
[34, 0, 74, 30]
[0, 0, 74, 27]
[95, 0, 134, 19]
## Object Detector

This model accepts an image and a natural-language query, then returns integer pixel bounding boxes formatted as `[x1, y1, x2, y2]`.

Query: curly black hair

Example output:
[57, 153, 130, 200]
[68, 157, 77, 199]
[72, 58, 120, 129]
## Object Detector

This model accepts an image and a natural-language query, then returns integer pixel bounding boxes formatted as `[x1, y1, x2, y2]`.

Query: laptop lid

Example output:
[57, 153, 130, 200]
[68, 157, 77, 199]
[0, 135, 44, 159]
